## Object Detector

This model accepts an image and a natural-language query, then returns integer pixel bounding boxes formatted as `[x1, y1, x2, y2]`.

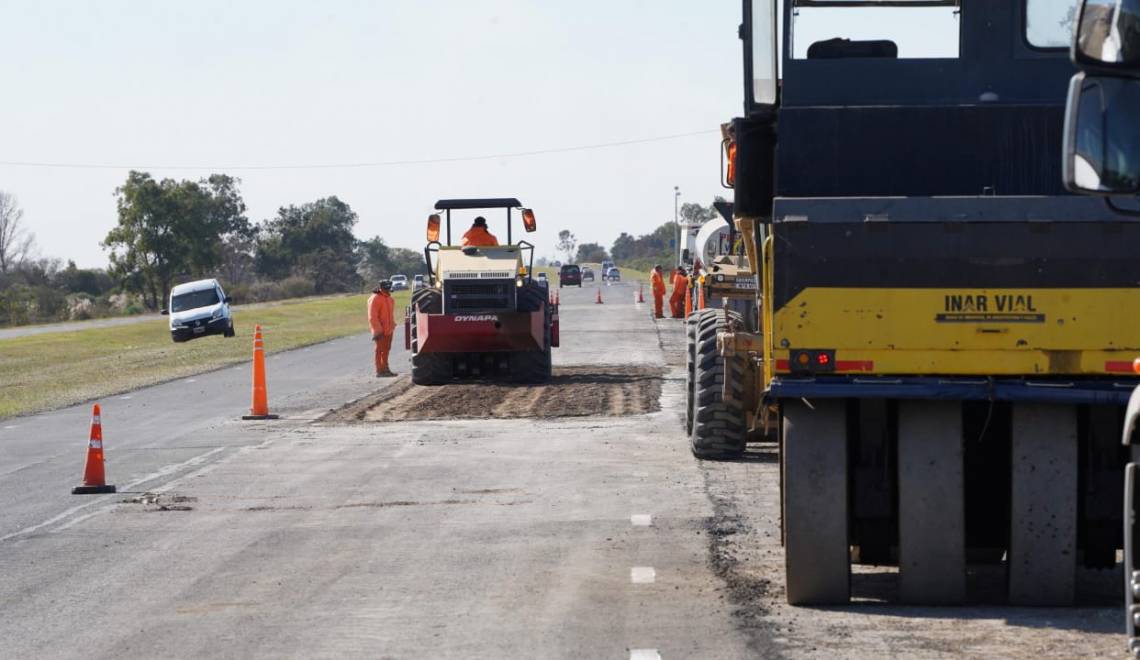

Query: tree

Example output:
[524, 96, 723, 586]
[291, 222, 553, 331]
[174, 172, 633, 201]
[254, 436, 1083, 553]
[257, 196, 360, 294]
[0, 191, 35, 274]
[611, 232, 636, 262]
[359, 237, 429, 285]
[679, 201, 717, 226]
[575, 242, 609, 263]
[556, 229, 577, 264]
[103, 171, 248, 310]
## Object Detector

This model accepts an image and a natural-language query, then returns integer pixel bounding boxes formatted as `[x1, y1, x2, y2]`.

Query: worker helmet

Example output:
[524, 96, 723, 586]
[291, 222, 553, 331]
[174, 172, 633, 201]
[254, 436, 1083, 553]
[473, 216, 488, 227]
[379, 280, 392, 291]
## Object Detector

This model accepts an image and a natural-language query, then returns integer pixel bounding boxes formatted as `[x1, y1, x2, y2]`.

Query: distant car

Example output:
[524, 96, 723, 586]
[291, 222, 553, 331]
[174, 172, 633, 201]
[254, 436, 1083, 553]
[606, 267, 621, 282]
[551, 260, 562, 268]
[600, 260, 616, 281]
[559, 264, 582, 287]
[390, 274, 409, 291]
[581, 267, 595, 282]
[164, 278, 234, 343]
[536, 272, 549, 288]
[412, 274, 427, 290]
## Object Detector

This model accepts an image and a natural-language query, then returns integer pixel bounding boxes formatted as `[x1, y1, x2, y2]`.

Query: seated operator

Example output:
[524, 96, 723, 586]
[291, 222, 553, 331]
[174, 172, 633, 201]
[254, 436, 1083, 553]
[461, 216, 500, 247]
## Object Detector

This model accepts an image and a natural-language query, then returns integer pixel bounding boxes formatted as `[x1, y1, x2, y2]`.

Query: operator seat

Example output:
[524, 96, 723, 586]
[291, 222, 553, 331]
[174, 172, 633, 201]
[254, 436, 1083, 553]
[807, 38, 898, 59]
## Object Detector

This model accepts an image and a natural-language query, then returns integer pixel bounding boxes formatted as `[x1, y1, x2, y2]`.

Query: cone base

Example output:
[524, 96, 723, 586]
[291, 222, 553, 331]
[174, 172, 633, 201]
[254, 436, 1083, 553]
[72, 484, 116, 495]
[241, 414, 280, 420]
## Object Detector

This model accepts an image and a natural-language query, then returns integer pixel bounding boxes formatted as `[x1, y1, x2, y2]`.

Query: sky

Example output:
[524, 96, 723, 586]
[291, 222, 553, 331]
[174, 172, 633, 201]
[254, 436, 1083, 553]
[0, 1, 1075, 268]
[0, 0, 744, 267]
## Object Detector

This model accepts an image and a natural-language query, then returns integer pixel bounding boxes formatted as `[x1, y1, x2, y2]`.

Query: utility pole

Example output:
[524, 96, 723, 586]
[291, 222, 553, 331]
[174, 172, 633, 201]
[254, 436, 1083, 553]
[673, 186, 681, 266]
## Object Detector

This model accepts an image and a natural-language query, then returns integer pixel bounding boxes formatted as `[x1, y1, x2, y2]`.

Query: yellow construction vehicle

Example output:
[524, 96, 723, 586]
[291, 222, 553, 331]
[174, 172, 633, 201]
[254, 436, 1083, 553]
[688, 0, 1140, 608]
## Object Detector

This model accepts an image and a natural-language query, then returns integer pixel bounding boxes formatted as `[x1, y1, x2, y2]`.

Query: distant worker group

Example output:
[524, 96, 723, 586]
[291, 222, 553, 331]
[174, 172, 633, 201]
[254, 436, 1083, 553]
[648, 263, 700, 320]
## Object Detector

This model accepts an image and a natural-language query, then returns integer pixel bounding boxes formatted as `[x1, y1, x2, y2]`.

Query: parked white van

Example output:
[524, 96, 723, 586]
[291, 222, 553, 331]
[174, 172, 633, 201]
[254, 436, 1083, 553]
[163, 278, 234, 343]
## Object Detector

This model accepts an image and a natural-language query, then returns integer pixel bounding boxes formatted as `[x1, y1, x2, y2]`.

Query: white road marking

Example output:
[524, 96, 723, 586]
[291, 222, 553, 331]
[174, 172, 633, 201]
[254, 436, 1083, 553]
[630, 650, 661, 660]
[3, 425, 17, 430]
[632, 471, 649, 478]
[630, 514, 652, 526]
[0, 446, 227, 543]
[184, 378, 197, 383]
[119, 395, 132, 400]
[630, 566, 656, 584]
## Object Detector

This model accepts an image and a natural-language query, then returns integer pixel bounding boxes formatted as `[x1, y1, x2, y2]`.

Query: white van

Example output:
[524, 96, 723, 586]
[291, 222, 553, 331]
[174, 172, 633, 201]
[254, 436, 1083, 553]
[164, 278, 234, 343]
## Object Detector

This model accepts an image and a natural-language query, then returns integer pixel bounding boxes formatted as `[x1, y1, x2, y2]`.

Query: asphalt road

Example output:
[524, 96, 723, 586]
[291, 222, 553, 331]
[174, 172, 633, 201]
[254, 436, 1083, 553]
[0, 312, 163, 340]
[1, 280, 1120, 659]
[0, 282, 756, 659]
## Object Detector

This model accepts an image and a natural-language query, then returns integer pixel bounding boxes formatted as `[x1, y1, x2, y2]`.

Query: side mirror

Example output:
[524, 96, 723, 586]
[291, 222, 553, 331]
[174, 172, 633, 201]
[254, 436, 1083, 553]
[160, 309, 168, 315]
[427, 213, 441, 242]
[1063, 73, 1140, 195]
[1074, 0, 1140, 69]
[224, 295, 233, 303]
[521, 208, 537, 233]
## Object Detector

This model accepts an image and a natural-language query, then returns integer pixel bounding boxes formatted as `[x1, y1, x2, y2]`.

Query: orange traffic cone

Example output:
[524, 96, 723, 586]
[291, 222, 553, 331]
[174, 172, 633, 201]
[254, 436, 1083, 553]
[637, 284, 645, 304]
[554, 290, 559, 305]
[242, 325, 279, 420]
[72, 404, 116, 494]
[595, 287, 604, 304]
[698, 282, 706, 310]
[684, 285, 693, 317]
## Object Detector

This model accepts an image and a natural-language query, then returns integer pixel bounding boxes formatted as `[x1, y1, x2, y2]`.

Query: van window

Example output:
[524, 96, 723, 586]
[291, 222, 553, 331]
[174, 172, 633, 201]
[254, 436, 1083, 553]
[171, 288, 220, 313]
[561, 265, 580, 274]
[791, 0, 961, 60]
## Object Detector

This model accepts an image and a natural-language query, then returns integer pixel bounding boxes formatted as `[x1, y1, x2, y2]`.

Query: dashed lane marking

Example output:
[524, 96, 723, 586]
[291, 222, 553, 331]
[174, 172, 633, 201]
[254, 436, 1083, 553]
[630, 650, 661, 660]
[631, 566, 656, 584]
[631, 514, 652, 526]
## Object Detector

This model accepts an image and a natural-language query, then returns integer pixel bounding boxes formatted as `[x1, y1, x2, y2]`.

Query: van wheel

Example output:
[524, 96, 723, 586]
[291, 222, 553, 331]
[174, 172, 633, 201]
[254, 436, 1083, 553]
[224, 323, 235, 338]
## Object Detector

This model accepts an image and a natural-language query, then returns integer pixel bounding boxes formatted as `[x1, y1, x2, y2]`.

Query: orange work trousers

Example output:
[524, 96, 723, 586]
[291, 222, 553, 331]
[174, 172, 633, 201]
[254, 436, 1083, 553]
[374, 333, 393, 373]
[669, 294, 685, 318]
[653, 293, 665, 318]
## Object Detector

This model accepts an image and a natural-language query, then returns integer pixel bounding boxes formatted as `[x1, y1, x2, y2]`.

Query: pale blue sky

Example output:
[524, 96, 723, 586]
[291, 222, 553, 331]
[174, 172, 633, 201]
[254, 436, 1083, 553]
[0, 0, 743, 266]
[0, 1, 1073, 267]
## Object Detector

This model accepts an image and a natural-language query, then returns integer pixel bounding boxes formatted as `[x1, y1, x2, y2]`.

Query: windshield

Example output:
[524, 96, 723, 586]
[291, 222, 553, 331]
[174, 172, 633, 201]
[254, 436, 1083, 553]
[1026, 0, 1079, 48]
[562, 265, 580, 273]
[171, 288, 220, 313]
[791, 0, 960, 59]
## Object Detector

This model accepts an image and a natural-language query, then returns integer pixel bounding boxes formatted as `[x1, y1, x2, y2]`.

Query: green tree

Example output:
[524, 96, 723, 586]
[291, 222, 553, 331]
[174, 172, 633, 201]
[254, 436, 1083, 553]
[575, 242, 609, 263]
[257, 196, 360, 294]
[102, 171, 248, 310]
[556, 229, 577, 264]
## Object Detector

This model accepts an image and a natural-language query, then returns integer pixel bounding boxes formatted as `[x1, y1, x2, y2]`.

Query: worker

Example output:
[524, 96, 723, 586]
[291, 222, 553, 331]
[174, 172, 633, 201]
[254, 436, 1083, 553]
[670, 266, 688, 319]
[368, 280, 397, 377]
[650, 264, 667, 319]
[461, 216, 499, 247]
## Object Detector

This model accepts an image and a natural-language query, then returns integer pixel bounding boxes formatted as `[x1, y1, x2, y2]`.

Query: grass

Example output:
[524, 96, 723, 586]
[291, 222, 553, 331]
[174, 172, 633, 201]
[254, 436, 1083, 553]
[0, 291, 410, 420]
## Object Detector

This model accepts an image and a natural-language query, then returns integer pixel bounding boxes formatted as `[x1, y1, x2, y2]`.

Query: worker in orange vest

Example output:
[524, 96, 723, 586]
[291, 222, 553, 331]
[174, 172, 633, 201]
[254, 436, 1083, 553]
[368, 280, 397, 377]
[670, 266, 688, 319]
[650, 264, 667, 318]
[461, 216, 499, 247]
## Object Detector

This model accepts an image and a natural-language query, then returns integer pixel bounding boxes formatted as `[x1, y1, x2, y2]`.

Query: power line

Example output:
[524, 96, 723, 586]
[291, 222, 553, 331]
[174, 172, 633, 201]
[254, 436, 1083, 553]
[0, 128, 719, 172]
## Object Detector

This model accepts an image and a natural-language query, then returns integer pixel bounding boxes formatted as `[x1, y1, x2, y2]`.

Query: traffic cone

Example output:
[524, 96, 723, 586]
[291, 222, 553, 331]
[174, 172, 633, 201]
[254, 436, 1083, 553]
[698, 283, 706, 310]
[242, 325, 279, 420]
[595, 287, 604, 304]
[72, 404, 116, 494]
[637, 284, 645, 304]
[555, 290, 559, 305]
[684, 286, 693, 317]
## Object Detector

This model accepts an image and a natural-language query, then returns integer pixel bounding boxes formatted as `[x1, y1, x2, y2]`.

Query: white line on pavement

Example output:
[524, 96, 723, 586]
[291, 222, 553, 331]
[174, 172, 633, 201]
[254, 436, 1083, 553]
[630, 514, 652, 526]
[630, 650, 661, 660]
[631, 566, 656, 584]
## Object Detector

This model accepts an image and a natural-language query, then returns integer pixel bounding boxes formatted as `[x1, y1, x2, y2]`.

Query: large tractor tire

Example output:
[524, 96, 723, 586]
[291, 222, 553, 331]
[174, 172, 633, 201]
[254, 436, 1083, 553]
[410, 289, 451, 385]
[510, 282, 553, 383]
[690, 308, 747, 459]
[684, 309, 711, 435]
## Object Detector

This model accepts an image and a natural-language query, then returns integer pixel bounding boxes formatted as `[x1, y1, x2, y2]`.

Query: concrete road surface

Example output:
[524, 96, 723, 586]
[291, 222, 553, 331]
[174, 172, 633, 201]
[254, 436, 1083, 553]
[0, 281, 1121, 659]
